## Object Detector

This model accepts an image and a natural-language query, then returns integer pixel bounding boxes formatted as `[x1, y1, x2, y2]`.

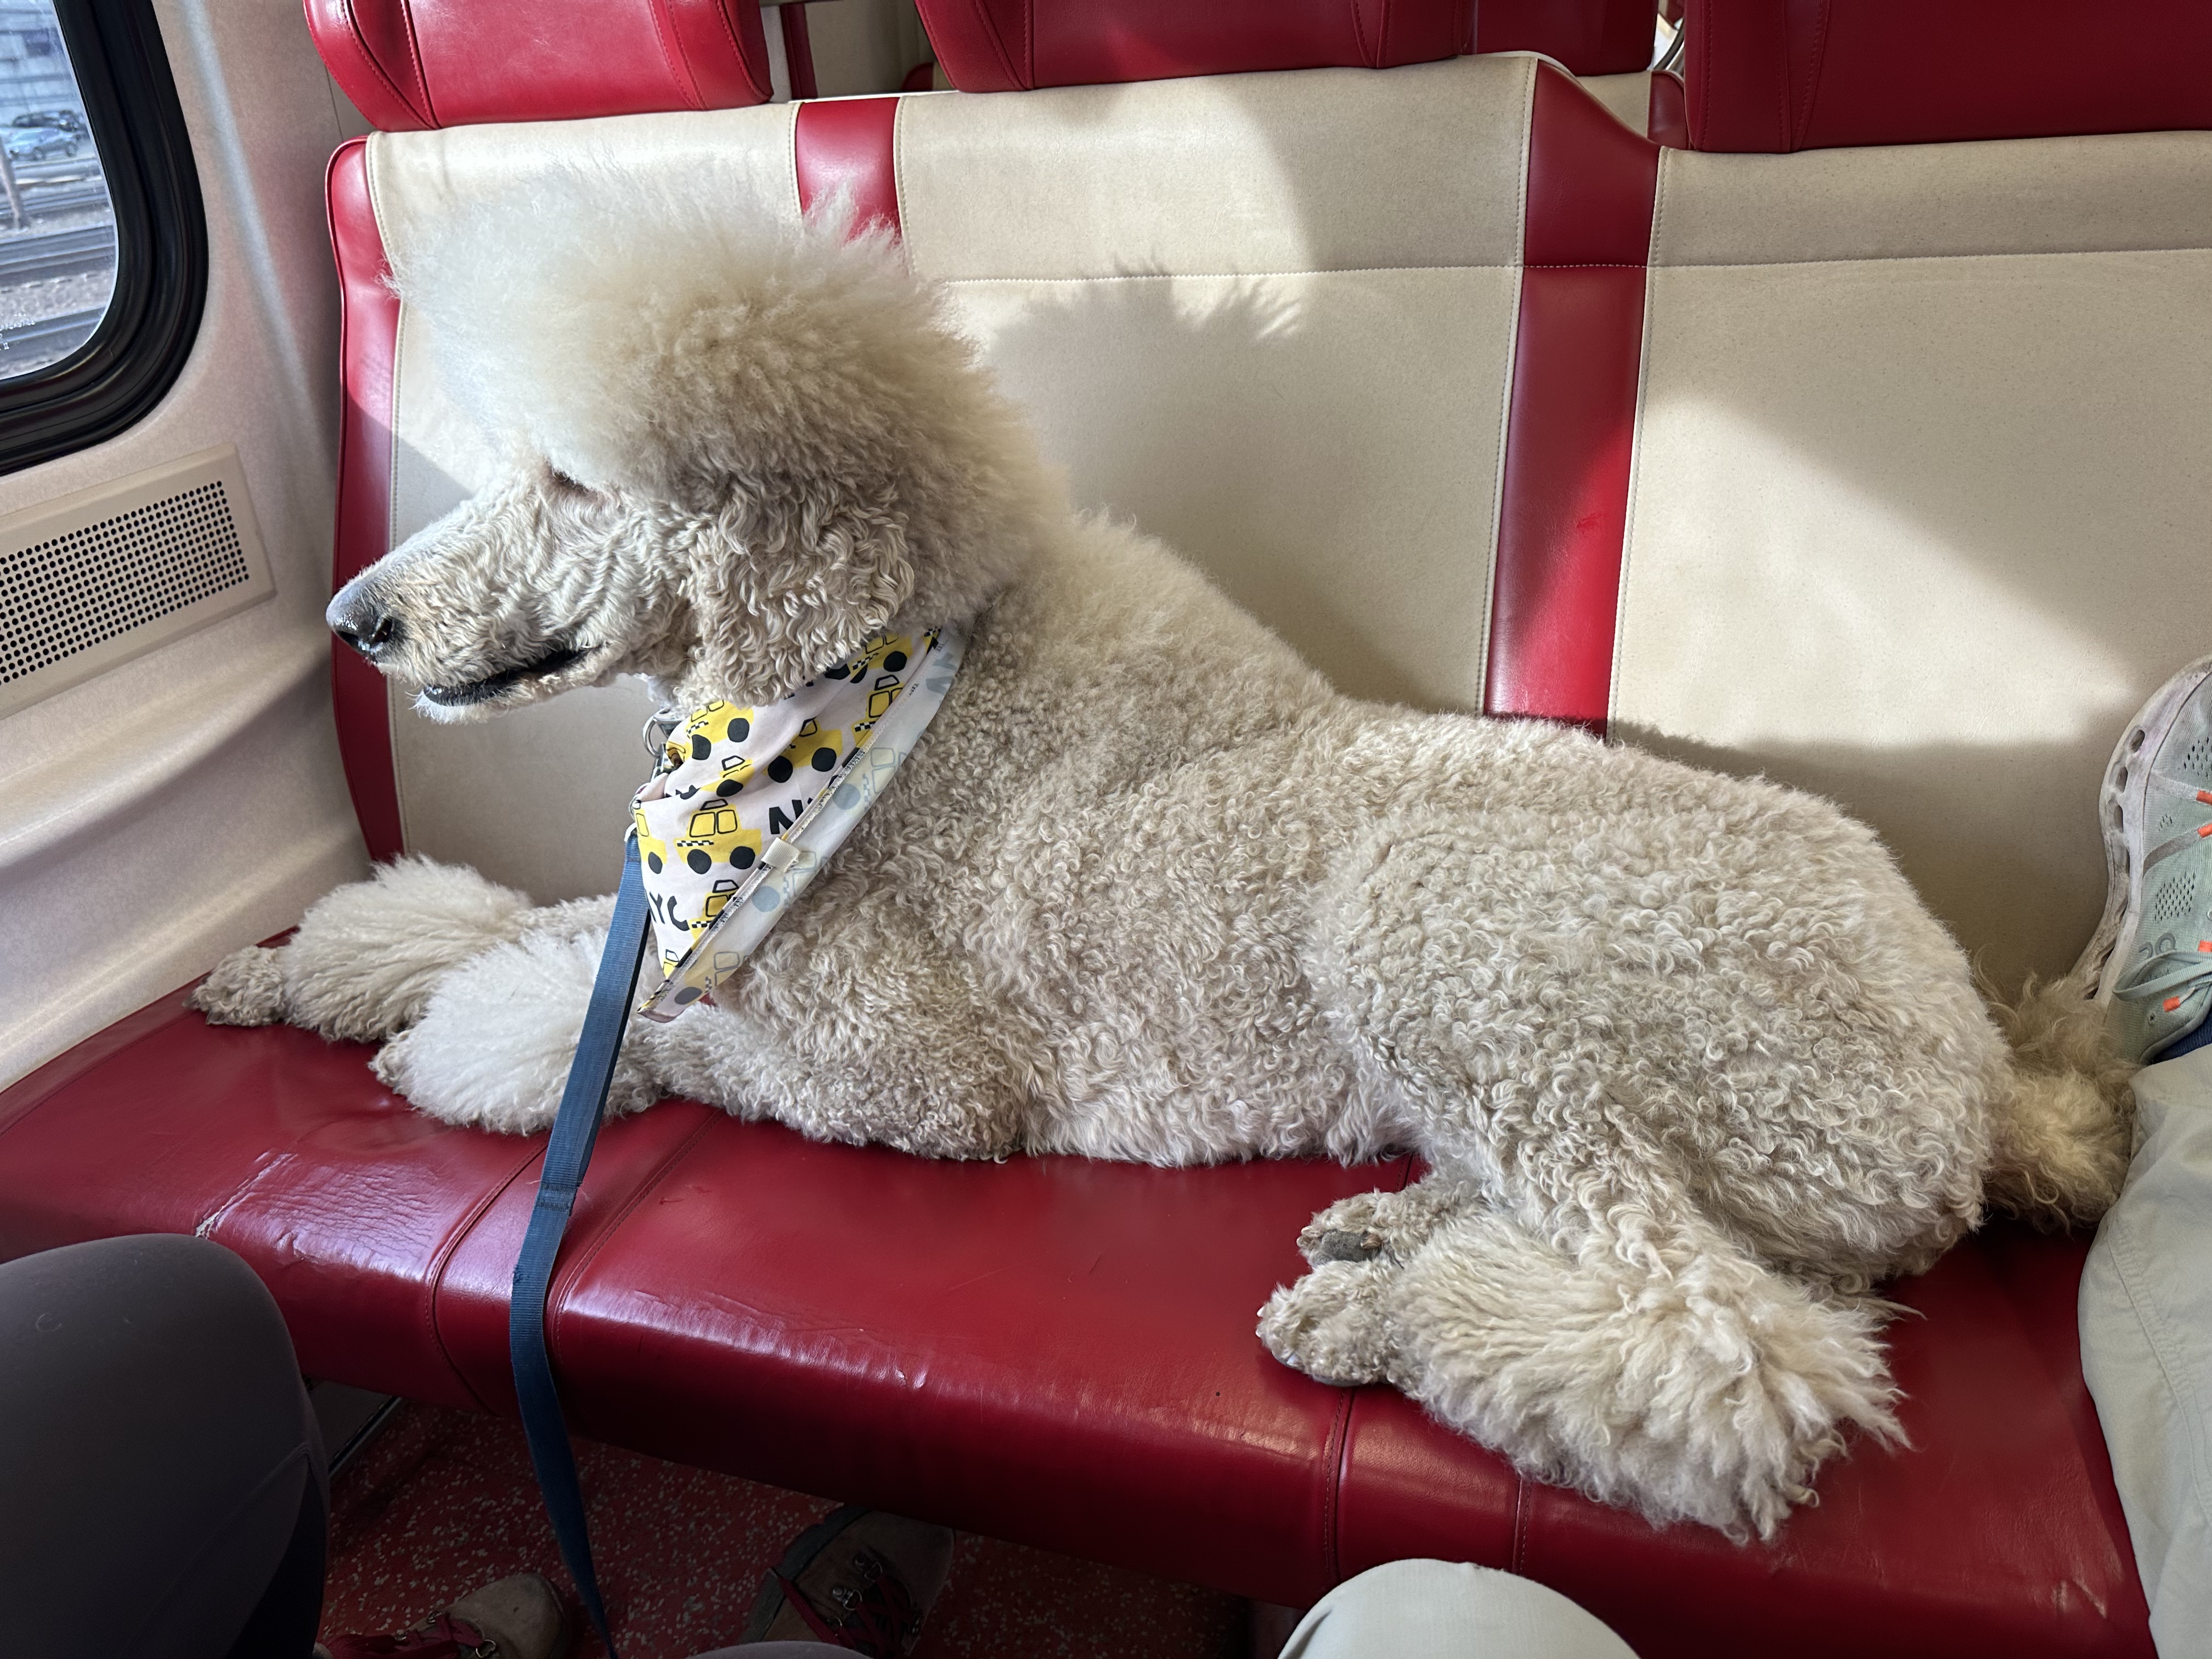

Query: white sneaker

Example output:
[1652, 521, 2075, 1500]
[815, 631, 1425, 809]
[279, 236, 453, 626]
[2076, 652, 2212, 1060]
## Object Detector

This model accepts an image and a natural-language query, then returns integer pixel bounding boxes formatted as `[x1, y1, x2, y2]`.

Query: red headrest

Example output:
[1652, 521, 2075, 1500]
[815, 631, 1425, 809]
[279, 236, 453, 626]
[1476, 0, 1655, 77]
[306, 0, 772, 130]
[915, 0, 1474, 91]
[1685, 0, 2212, 151]
[915, 0, 1662, 88]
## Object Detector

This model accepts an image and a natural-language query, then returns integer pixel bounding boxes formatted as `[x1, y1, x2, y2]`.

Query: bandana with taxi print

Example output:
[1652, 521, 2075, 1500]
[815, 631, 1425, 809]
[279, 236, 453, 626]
[630, 624, 962, 1021]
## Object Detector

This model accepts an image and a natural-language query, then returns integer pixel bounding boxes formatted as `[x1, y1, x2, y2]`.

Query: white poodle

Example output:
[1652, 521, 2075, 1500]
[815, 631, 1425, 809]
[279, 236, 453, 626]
[195, 174, 2130, 1539]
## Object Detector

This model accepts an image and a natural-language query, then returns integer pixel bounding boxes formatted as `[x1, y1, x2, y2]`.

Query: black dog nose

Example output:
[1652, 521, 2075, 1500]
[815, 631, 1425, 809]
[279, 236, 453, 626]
[328, 590, 401, 658]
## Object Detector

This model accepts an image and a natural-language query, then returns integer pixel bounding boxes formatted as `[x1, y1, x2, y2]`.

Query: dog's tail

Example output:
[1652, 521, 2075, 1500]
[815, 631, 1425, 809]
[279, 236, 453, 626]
[1980, 972, 2137, 1226]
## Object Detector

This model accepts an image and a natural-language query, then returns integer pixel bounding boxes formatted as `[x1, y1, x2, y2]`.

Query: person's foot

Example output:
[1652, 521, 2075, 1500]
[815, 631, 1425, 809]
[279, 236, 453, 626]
[2076, 651, 2212, 1061]
[738, 1505, 955, 1655]
[315, 1572, 571, 1658]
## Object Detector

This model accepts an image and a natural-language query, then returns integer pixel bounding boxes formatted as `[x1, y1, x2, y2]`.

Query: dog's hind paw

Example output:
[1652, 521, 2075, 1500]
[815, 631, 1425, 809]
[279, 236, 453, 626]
[189, 946, 287, 1026]
[1257, 1257, 1397, 1387]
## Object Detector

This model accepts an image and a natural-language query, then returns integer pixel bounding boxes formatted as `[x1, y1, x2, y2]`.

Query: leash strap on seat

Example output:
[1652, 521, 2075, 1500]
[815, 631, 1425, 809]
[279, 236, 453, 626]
[509, 839, 652, 1658]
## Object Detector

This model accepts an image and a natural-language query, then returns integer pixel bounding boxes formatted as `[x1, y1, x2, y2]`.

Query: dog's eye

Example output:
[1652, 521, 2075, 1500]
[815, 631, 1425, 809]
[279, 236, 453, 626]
[545, 465, 591, 495]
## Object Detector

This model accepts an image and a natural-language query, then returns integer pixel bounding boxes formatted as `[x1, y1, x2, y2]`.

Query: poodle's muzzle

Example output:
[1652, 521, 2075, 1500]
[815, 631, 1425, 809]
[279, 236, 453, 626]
[324, 462, 645, 715]
[328, 573, 589, 707]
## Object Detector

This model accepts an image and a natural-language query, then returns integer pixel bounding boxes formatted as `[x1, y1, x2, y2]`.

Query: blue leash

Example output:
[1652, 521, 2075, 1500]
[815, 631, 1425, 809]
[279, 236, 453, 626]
[509, 839, 653, 1657]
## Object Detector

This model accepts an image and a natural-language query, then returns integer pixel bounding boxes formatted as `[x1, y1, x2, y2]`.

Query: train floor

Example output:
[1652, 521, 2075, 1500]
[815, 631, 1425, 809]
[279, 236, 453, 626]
[321, 1400, 1255, 1658]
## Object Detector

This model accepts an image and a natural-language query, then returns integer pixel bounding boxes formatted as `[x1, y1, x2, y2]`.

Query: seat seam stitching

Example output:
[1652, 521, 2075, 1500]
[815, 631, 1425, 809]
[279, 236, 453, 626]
[1609, 160, 1663, 732]
[1654, 245, 2212, 269]
[333, 0, 425, 126]
[424, 1143, 544, 1412]
[939, 263, 1519, 285]
[961, 0, 1022, 89]
[645, 0, 706, 112]
[711, 0, 770, 103]
[390, 0, 436, 127]
[1792, 0, 1836, 150]
[1322, 1386, 1354, 1582]
[546, 1111, 722, 1375]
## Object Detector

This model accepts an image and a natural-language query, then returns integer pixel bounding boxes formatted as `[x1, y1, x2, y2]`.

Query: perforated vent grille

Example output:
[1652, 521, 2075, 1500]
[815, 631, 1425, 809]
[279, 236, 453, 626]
[2, 481, 249, 685]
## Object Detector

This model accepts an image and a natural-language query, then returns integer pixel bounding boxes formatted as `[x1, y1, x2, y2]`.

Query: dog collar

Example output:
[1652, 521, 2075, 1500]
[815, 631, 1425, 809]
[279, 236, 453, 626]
[630, 624, 964, 1020]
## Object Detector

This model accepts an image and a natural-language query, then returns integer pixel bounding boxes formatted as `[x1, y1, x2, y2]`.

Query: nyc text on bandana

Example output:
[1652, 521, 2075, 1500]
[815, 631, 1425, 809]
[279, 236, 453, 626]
[630, 624, 962, 1020]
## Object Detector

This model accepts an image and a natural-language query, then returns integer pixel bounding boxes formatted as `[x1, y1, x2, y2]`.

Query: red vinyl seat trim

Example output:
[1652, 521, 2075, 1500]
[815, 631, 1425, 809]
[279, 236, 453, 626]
[1483, 66, 1656, 733]
[327, 138, 405, 864]
[0, 974, 1419, 1609]
[793, 97, 902, 235]
[1647, 67, 1686, 148]
[780, 3, 820, 103]
[1684, 0, 2212, 153]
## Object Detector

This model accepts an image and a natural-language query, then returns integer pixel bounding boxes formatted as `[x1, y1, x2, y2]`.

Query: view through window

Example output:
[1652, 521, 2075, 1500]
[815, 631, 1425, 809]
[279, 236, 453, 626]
[0, 2, 115, 382]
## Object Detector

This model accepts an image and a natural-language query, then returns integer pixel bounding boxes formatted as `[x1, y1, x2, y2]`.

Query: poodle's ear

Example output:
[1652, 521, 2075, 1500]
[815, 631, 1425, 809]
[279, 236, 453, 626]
[675, 475, 917, 706]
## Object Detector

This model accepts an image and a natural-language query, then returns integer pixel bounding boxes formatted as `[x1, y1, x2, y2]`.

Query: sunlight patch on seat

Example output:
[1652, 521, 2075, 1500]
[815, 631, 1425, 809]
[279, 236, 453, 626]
[1618, 397, 2136, 752]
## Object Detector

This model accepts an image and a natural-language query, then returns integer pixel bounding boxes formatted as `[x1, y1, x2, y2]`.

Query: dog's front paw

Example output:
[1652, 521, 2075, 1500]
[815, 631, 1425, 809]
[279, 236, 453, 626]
[371, 928, 659, 1135]
[1297, 1174, 1469, 1269]
[1257, 1257, 1397, 1387]
[188, 945, 287, 1025]
[285, 857, 537, 1042]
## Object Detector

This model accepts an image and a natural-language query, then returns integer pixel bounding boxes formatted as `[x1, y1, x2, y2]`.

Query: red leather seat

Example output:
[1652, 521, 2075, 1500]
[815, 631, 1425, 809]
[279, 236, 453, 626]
[304, 0, 774, 128]
[1681, 0, 2212, 151]
[0, 10, 2165, 1657]
[0, 981, 2152, 1651]
[913, 0, 1661, 89]
[0, 988, 1417, 1606]
[1476, 0, 1655, 76]
[914, 0, 1474, 91]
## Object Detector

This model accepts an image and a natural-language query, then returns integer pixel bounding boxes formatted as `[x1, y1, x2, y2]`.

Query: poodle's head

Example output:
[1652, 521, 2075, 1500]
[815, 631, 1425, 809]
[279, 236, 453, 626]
[329, 171, 1064, 721]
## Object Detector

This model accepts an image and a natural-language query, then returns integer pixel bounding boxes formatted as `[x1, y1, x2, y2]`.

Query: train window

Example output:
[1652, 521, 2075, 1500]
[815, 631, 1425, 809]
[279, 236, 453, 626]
[0, 10, 115, 382]
[0, 0, 202, 474]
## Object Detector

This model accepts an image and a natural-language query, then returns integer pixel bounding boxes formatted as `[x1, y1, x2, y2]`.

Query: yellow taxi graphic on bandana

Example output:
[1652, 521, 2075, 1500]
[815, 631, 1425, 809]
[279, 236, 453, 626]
[630, 629, 944, 982]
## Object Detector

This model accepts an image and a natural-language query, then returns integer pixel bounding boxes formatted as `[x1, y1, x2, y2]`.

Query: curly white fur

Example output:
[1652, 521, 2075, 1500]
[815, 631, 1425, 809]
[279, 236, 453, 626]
[202, 177, 2134, 1539]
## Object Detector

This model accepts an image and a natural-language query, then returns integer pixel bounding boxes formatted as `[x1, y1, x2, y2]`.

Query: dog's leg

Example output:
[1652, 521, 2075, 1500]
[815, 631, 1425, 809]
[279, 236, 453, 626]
[371, 913, 661, 1134]
[1266, 1182, 1900, 1539]
[190, 857, 538, 1041]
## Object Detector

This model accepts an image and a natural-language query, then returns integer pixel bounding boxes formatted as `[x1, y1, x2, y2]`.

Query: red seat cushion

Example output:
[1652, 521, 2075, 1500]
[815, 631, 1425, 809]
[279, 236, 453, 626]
[1683, 0, 2212, 152]
[0, 980, 1413, 1609]
[442, 1120, 1414, 1609]
[0, 986, 2157, 1652]
[0, 986, 531, 1406]
[305, 0, 772, 129]
[1340, 1227, 2152, 1658]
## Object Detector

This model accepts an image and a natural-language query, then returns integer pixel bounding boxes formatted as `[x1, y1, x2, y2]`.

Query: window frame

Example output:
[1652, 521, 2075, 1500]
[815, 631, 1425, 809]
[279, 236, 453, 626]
[0, 0, 207, 476]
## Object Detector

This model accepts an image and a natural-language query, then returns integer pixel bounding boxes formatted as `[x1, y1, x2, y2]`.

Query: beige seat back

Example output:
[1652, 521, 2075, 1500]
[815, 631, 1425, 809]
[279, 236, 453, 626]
[1614, 136, 2212, 983]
